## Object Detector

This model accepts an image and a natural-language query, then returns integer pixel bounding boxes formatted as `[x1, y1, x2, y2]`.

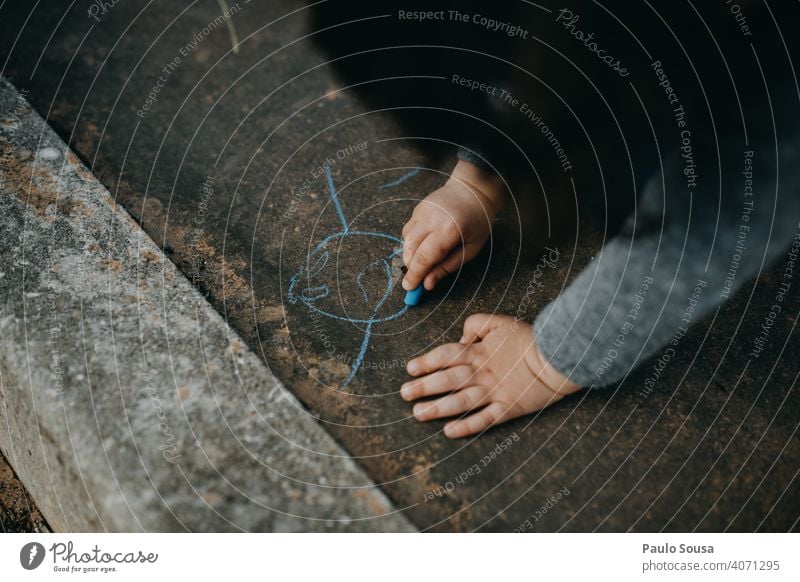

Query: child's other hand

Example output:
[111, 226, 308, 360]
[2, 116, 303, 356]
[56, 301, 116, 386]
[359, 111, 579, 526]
[401, 314, 581, 438]
[402, 160, 506, 291]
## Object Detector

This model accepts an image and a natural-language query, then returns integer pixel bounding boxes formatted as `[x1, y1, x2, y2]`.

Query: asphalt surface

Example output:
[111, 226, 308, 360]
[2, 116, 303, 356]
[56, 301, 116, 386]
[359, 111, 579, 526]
[0, 450, 49, 533]
[1, 0, 798, 531]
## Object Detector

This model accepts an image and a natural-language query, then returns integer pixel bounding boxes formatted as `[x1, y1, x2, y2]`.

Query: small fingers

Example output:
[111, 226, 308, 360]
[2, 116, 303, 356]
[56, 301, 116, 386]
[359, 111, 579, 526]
[443, 402, 510, 438]
[401, 221, 422, 266]
[403, 230, 458, 291]
[400, 365, 476, 401]
[422, 245, 465, 291]
[407, 343, 473, 377]
[413, 386, 487, 421]
[401, 217, 416, 239]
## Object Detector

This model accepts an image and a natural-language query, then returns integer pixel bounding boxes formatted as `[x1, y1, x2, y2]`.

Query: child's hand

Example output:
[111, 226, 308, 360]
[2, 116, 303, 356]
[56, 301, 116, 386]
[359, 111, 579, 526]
[402, 160, 506, 291]
[400, 314, 581, 438]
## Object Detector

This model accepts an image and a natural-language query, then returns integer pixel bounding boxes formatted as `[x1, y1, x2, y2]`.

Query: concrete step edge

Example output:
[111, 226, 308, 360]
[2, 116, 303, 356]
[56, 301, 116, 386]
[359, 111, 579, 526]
[0, 74, 414, 532]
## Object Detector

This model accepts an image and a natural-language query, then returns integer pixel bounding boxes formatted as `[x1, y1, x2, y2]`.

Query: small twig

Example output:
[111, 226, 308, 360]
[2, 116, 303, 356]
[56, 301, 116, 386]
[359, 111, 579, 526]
[216, 0, 240, 54]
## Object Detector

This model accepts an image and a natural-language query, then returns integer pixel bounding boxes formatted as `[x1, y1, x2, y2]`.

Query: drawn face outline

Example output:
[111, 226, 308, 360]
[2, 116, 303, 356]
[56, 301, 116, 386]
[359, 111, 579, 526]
[287, 230, 407, 325]
[286, 165, 419, 387]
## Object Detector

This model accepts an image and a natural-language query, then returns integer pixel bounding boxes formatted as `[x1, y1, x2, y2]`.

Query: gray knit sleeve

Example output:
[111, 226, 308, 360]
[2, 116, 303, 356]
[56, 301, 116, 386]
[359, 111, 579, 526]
[457, 146, 495, 173]
[534, 143, 800, 387]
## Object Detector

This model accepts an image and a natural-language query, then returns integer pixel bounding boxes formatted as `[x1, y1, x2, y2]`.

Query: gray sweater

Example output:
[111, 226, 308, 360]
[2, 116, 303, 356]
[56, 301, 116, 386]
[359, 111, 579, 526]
[461, 131, 800, 387]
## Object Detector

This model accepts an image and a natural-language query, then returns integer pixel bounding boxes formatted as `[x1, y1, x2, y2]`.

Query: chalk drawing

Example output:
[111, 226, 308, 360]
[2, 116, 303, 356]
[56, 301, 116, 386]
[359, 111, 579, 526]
[379, 167, 420, 190]
[288, 166, 420, 387]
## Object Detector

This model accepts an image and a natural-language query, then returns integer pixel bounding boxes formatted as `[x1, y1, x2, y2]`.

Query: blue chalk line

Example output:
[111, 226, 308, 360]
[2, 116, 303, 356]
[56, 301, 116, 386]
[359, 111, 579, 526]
[325, 165, 350, 233]
[288, 165, 420, 387]
[379, 167, 420, 190]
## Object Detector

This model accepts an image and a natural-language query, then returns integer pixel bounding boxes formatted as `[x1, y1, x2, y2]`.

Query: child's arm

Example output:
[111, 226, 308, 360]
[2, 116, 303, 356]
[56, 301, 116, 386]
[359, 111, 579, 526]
[533, 148, 800, 388]
[401, 159, 506, 291]
[402, 142, 800, 438]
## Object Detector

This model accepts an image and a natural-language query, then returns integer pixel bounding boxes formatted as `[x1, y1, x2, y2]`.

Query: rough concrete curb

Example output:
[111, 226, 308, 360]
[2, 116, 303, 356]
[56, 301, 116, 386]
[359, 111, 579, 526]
[0, 76, 413, 532]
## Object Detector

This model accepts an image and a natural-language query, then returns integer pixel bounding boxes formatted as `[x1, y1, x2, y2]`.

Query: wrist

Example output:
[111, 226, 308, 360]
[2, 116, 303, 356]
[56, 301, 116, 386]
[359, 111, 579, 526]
[526, 336, 581, 397]
[448, 160, 507, 215]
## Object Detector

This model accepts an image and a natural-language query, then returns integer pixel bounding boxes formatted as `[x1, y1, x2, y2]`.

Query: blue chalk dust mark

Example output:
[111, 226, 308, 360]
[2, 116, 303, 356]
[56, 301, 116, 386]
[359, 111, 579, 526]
[288, 165, 421, 388]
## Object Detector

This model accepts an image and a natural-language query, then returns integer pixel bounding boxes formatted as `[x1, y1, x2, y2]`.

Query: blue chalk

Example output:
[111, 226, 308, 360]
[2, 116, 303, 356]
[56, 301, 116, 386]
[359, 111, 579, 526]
[404, 284, 424, 306]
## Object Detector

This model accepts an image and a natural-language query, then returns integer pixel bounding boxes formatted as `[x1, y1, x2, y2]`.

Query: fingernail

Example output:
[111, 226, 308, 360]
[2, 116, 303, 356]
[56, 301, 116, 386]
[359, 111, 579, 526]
[413, 404, 425, 419]
[444, 423, 457, 438]
[400, 384, 412, 399]
[402, 278, 412, 290]
[407, 361, 418, 374]
[459, 336, 466, 344]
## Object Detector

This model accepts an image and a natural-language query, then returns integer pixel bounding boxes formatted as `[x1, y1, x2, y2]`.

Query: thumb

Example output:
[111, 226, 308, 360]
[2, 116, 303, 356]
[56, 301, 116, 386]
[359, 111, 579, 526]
[460, 313, 504, 344]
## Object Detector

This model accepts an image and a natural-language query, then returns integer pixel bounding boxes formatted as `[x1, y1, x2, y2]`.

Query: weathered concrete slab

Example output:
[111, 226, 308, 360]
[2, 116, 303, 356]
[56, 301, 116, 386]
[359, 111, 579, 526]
[1, 0, 797, 531]
[0, 75, 413, 532]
